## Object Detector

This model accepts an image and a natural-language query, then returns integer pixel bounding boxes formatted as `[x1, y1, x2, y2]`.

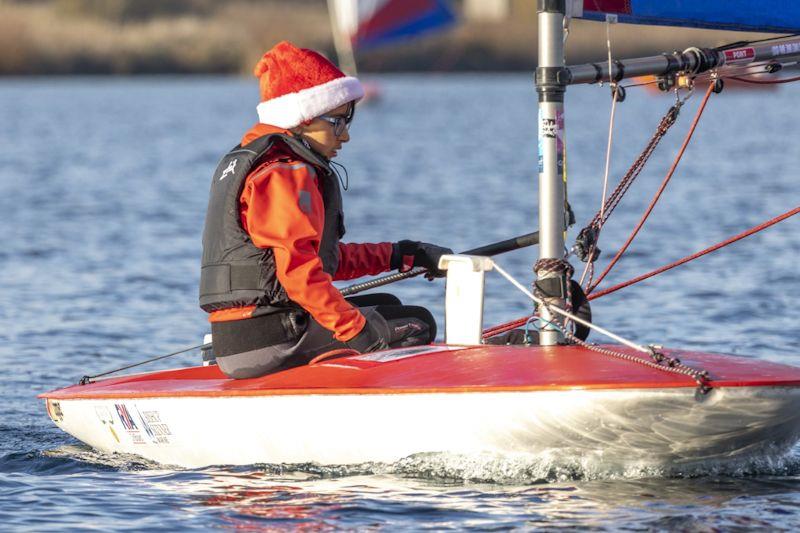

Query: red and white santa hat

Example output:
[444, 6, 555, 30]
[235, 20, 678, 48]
[253, 41, 364, 129]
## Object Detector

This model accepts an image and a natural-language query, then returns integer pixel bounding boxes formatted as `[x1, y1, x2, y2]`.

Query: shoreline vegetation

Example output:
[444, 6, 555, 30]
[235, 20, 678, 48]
[1, 0, 767, 76]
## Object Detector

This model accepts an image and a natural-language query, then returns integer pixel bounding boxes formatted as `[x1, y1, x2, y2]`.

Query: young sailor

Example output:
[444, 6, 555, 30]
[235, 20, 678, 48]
[200, 41, 451, 379]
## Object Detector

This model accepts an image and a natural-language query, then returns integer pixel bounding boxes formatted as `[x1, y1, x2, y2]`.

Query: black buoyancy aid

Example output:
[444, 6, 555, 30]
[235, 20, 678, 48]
[199, 133, 345, 313]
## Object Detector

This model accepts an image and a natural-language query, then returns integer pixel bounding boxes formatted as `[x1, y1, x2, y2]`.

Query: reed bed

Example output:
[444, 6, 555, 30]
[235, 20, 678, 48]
[0, 1, 332, 75]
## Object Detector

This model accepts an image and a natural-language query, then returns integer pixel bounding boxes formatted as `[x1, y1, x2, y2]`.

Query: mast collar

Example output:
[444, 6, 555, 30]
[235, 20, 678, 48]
[535, 66, 572, 87]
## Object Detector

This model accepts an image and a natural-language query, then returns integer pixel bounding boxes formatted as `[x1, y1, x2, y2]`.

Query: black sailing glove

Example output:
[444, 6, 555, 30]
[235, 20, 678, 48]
[391, 240, 454, 278]
[345, 314, 389, 354]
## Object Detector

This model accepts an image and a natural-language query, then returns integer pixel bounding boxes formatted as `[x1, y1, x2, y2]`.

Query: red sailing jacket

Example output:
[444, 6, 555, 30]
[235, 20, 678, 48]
[208, 124, 393, 341]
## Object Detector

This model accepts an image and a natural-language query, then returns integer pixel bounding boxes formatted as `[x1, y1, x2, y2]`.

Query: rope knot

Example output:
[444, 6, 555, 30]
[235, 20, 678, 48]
[533, 258, 576, 338]
[534, 258, 574, 278]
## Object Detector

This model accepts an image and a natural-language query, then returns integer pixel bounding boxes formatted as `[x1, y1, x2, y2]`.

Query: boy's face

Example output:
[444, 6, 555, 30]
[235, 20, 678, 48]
[299, 103, 352, 159]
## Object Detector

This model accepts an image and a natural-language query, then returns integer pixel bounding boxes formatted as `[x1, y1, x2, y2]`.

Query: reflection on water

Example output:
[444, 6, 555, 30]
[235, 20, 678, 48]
[170, 469, 800, 529]
[17, 444, 799, 529]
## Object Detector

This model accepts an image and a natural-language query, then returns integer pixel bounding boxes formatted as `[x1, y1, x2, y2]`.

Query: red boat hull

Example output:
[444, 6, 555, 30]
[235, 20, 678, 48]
[41, 344, 800, 400]
[39, 345, 800, 468]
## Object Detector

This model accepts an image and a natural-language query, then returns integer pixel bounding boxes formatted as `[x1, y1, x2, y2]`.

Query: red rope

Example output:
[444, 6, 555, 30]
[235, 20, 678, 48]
[588, 81, 716, 294]
[729, 74, 800, 85]
[588, 205, 800, 301]
[481, 317, 529, 339]
[481, 78, 795, 339]
[482, 205, 800, 337]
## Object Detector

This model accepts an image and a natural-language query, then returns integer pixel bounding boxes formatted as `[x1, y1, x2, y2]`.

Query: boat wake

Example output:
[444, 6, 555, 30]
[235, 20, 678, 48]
[262, 447, 800, 485]
[0, 445, 163, 475]
[42, 445, 164, 471]
[18, 443, 800, 484]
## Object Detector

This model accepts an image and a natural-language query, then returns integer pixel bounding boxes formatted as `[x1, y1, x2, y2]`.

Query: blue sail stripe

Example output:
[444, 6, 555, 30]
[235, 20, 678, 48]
[580, 0, 800, 34]
[356, 0, 455, 49]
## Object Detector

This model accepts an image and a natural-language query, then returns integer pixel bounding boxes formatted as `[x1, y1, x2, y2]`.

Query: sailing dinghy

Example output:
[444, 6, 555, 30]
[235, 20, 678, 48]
[42, 1, 800, 470]
[327, 0, 456, 100]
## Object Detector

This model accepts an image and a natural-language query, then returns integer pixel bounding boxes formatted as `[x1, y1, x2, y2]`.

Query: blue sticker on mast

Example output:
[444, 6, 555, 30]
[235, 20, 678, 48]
[537, 110, 564, 175]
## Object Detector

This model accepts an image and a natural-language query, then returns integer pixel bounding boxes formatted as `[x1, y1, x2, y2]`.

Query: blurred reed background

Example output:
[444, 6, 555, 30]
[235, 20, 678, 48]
[0, 0, 769, 75]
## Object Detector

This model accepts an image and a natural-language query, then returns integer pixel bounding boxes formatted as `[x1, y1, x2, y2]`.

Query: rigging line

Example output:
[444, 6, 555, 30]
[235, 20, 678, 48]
[572, 97, 684, 293]
[714, 64, 792, 79]
[79, 343, 210, 385]
[715, 33, 800, 51]
[624, 70, 792, 93]
[483, 204, 800, 338]
[703, 63, 791, 80]
[729, 74, 800, 85]
[587, 80, 717, 294]
[588, 205, 800, 301]
[492, 261, 653, 354]
[620, 63, 783, 91]
[586, 92, 690, 229]
[620, 80, 660, 89]
[600, 15, 617, 224]
[578, 17, 618, 288]
[595, 112, 668, 223]
[561, 327, 711, 390]
[580, 89, 619, 288]
[480, 269, 710, 388]
[491, 260, 711, 389]
[483, 316, 530, 339]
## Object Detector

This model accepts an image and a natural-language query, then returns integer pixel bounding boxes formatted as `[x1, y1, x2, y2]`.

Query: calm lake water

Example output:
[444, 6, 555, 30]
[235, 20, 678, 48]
[2, 74, 799, 530]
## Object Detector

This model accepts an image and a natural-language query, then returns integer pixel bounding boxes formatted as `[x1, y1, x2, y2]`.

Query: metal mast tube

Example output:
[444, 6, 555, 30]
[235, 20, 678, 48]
[536, 0, 567, 346]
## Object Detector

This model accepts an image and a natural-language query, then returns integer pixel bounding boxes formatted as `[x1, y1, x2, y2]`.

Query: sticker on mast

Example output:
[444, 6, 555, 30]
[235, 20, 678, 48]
[538, 110, 563, 174]
[724, 47, 755, 64]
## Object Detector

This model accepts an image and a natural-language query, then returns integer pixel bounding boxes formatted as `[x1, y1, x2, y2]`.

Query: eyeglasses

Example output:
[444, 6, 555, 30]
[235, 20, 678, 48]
[317, 114, 351, 136]
[318, 103, 355, 137]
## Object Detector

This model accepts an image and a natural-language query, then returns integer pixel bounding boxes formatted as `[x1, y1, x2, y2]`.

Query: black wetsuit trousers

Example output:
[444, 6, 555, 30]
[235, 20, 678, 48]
[214, 293, 435, 379]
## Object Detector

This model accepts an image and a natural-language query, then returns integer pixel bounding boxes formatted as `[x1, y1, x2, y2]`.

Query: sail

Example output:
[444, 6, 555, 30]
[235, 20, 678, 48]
[331, 0, 455, 50]
[576, 1, 800, 34]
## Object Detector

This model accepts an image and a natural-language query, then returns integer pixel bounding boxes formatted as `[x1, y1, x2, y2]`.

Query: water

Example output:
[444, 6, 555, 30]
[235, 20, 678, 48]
[2, 74, 799, 529]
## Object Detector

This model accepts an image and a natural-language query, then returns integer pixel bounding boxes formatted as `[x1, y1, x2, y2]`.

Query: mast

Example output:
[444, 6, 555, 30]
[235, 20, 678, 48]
[327, 0, 359, 76]
[536, 0, 568, 346]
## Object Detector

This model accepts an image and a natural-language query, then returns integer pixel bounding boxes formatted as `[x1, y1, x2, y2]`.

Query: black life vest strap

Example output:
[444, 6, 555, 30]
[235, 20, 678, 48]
[199, 264, 263, 296]
[211, 309, 308, 358]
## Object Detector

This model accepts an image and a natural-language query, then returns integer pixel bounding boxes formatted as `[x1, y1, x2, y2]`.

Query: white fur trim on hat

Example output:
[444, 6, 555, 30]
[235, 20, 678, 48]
[256, 76, 364, 129]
